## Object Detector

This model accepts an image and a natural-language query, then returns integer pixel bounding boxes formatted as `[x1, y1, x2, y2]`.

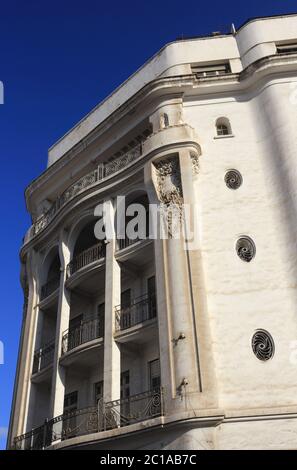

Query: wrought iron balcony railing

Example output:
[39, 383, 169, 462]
[117, 236, 142, 251]
[40, 275, 60, 301]
[67, 243, 105, 277]
[13, 388, 164, 450]
[32, 339, 55, 375]
[33, 143, 144, 237]
[101, 387, 163, 430]
[115, 293, 157, 332]
[62, 314, 104, 355]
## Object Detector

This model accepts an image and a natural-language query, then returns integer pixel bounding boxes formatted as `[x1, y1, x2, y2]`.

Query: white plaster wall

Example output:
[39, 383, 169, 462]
[183, 79, 297, 411]
[65, 362, 104, 409]
[217, 417, 297, 449]
[143, 426, 216, 450]
[69, 292, 93, 321]
[40, 313, 56, 345]
[31, 383, 51, 428]
[121, 261, 155, 300]
[236, 15, 297, 68]
[121, 339, 159, 396]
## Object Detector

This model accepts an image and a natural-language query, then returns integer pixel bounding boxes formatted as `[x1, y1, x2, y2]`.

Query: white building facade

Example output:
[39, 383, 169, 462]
[8, 13, 297, 450]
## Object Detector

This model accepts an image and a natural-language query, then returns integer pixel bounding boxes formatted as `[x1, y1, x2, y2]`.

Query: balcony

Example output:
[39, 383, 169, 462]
[117, 236, 140, 251]
[115, 293, 157, 332]
[32, 138, 150, 238]
[67, 243, 105, 277]
[13, 388, 164, 450]
[32, 339, 55, 375]
[40, 275, 60, 301]
[62, 315, 104, 355]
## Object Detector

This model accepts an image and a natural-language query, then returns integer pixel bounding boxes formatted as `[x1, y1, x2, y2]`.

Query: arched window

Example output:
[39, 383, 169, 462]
[163, 113, 169, 127]
[73, 221, 100, 258]
[41, 250, 61, 300]
[216, 117, 232, 136]
[68, 220, 105, 276]
[117, 192, 150, 250]
[160, 113, 169, 129]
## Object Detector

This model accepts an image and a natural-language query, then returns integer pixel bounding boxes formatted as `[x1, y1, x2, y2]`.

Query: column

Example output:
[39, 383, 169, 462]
[179, 148, 218, 405]
[145, 147, 218, 416]
[50, 229, 71, 418]
[8, 248, 40, 444]
[103, 199, 121, 403]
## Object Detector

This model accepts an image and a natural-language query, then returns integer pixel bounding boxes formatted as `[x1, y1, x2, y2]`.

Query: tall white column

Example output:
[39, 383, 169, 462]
[8, 249, 40, 444]
[103, 199, 121, 403]
[179, 148, 218, 405]
[145, 146, 218, 415]
[50, 230, 71, 418]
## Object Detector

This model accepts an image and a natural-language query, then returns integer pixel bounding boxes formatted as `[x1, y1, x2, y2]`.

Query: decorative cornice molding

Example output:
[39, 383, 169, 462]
[25, 52, 297, 210]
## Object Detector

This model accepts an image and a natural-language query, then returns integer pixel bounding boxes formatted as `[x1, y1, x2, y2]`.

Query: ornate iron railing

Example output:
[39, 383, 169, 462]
[67, 243, 105, 277]
[62, 315, 104, 354]
[115, 293, 157, 331]
[102, 387, 163, 430]
[33, 144, 143, 237]
[117, 236, 141, 251]
[13, 388, 164, 450]
[40, 275, 60, 301]
[32, 339, 55, 374]
[13, 423, 46, 450]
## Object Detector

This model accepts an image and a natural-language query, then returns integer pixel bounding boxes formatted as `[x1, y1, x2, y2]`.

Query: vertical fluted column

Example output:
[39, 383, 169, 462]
[50, 229, 71, 418]
[103, 199, 121, 403]
[179, 148, 218, 404]
[8, 248, 40, 445]
[145, 146, 218, 414]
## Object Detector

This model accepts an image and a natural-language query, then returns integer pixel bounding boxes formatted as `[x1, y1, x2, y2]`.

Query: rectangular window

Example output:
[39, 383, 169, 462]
[69, 314, 83, 331]
[149, 359, 161, 391]
[147, 276, 156, 297]
[68, 315, 83, 350]
[192, 62, 231, 78]
[147, 276, 157, 319]
[63, 391, 78, 439]
[97, 303, 105, 336]
[120, 370, 130, 424]
[94, 381, 103, 404]
[120, 370, 130, 399]
[121, 289, 131, 309]
[277, 43, 297, 54]
[97, 303, 105, 317]
[64, 391, 78, 412]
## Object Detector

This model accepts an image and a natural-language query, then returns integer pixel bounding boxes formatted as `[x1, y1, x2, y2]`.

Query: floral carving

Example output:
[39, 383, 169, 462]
[154, 156, 183, 238]
[154, 156, 183, 207]
[190, 154, 199, 175]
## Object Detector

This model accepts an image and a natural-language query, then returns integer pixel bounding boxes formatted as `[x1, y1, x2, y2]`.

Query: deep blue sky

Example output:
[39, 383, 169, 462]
[0, 0, 296, 450]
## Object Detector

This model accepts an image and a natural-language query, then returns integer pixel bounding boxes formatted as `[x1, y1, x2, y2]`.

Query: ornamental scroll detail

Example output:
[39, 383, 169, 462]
[154, 155, 183, 206]
[153, 155, 183, 238]
[190, 153, 199, 175]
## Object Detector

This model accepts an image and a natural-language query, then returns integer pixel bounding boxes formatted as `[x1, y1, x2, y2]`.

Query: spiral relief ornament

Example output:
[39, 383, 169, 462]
[252, 330, 275, 361]
[225, 169, 242, 189]
[236, 237, 256, 262]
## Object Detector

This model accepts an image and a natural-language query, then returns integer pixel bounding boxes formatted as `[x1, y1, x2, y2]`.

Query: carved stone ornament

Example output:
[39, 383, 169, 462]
[154, 156, 183, 237]
[252, 330, 275, 361]
[190, 154, 199, 175]
[154, 156, 183, 206]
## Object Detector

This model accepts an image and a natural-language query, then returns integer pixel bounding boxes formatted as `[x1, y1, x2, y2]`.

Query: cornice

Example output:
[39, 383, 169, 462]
[25, 52, 297, 211]
[23, 50, 297, 244]
[20, 137, 200, 257]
